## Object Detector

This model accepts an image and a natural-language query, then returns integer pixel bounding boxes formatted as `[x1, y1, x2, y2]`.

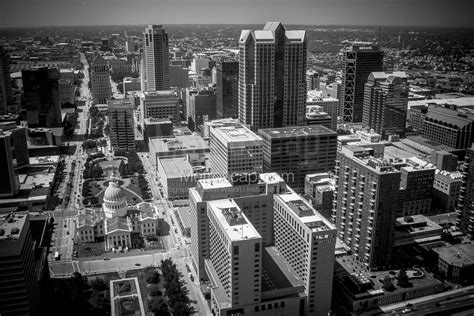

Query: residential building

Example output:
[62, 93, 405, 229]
[143, 25, 169, 91]
[216, 60, 239, 119]
[169, 65, 189, 89]
[108, 99, 135, 152]
[239, 22, 307, 130]
[22, 67, 61, 127]
[306, 70, 319, 91]
[363, 71, 408, 138]
[432, 170, 463, 212]
[0, 46, 13, 114]
[209, 124, 263, 179]
[273, 191, 337, 315]
[91, 55, 111, 104]
[340, 42, 383, 123]
[186, 87, 217, 131]
[333, 146, 401, 270]
[140, 90, 179, 123]
[456, 145, 474, 238]
[259, 125, 337, 193]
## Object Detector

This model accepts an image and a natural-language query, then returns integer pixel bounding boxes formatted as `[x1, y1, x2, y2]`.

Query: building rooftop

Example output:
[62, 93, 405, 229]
[434, 170, 464, 182]
[142, 90, 178, 98]
[198, 177, 233, 190]
[149, 134, 209, 154]
[107, 99, 132, 108]
[208, 199, 261, 242]
[408, 97, 474, 109]
[260, 125, 337, 138]
[143, 117, 172, 125]
[211, 125, 262, 145]
[433, 243, 474, 268]
[0, 212, 27, 243]
[158, 156, 193, 179]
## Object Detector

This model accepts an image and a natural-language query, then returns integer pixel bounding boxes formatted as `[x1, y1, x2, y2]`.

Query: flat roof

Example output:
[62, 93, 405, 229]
[261, 246, 305, 292]
[150, 134, 209, 153]
[142, 90, 177, 98]
[433, 243, 474, 267]
[208, 199, 261, 242]
[0, 212, 27, 243]
[158, 156, 193, 178]
[408, 97, 474, 108]
[211, 125, 263, 145]
[259, 125, 337, 138]
[198, 177, 233, 190]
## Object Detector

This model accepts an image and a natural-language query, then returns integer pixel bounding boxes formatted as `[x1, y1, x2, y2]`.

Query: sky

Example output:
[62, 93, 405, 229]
[0, 0, 473, 28]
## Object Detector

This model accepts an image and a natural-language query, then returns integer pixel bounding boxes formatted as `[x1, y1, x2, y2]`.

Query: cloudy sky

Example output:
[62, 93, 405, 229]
[0, 0, 473, 28]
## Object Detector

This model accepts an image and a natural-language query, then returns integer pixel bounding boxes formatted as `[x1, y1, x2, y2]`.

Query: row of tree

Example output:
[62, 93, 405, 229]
[159, 259, 195, 316]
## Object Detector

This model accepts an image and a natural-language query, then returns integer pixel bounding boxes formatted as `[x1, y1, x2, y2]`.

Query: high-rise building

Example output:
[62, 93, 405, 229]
[0, 46, 13, 115]
[189, 173, 288, 280]
[191, 54, 210, 74]
[363, 71, 408, 138]
[304, 173, 335, 220]
[306, 70, 320, 91]
[333, 146, 401, 270]
[22, 67, 61, 127]
[216, 60, 239, 119]
[456, 145, 474, 238]
[239, 22, 307, 130]
[340, 43, 383, 123]
[140, 90, 179, 123]
[91, 55, 111, 104]
[186, 87, 217, 131]
[108, 99, 135, 152]
[209, 124, 263, 178]
[169, 65, 189, 89]
[305, 106, 333, 129]
[273, 191, 336, 315]
[143, 25, 170, 91]
[259, 125, 337, 193]
[307, 90, 339, 131]
[0, 129, 20, 197]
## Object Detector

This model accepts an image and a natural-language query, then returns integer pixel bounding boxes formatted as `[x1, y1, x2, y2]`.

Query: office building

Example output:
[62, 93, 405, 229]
[209, 124, 263, 178]
[91, 55, 111, 104]
[304, 173, 335, 220]
[169, 65, 189, 89]
[189, 173, 288, 280]
[273, 191, 337, 315]
[58, 79, 75, 105]
[259, 125, 337, 193]
[22, 67, 61, 127]
[143, 25, 169, 91]
[203, 118, 240, 138]
[123, 77, 141, 94]
[239, 22, 307, 130]
[157, 156, 196, 199]
[143, 118, 173, 141]
[432, 170, 463, 212]
[340, 43, 383, 123]
[0, 128, 20, 197]
[363, 71, 408, 138]
[140, 90, 179, 123]
[191, 54, 210, 74]
[422, 104, 474, 150]
[305, 106, 333, 129]
[456, 145, 474, 238]
[306, 70, 319, 91]
[0, 46, 13, 115]
[107, 99, 135, 152]
[216, 60, 239, 119]
[333, 146, 401, 270]
[306, 89, 338, 131]
[186, 87, 217, 130]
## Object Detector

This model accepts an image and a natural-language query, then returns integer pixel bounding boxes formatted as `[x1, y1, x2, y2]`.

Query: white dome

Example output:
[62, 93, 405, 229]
[103, 181, 127, 218]
[104, 182, 126, 202]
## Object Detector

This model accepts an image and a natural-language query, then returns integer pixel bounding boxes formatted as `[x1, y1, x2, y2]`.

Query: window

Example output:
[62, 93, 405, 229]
[255, 243, 260, 252]
[234, 245, 239, 255]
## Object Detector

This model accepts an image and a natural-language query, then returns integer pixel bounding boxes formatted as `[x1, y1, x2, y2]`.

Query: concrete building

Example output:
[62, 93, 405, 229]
[273, 191, 337, 315]
[143, 25, 169, 91]
[432, 243, 474, 283]
[58, 79, 75, 105]
[157, 156, 196, 199]
[363, 71, 408, 138]
[209, 124, 263, 179]
[333, 146, 401, 271]
[340, 42, 383, 123]
[239, 22, 307, 130]
[306, 89, 339, 131]
[306, 70, 320, 91]
[140, 90, 179, 123]
[186, 87, 217, 131]
[22, 67, 61, 127]
[91, 55, 111, 104]
[432, 170, 463, 212]
[203, 118, 240, 138]
[422, 103, 474, 150]
[191, 54, 210, 74]
[259, 125, 337, 193]
[216, 60, 239, 119]
[169, 65, 189, 89]
[456, 145, 474, 238]
[108, 99, 135, 152]
[304, 173, 335, 220]
[143, 118, 173, 141]
[189, 173, 288, 280]
[0, 47, 14, 115]
[305, 106, 333, 129]
[394, 215, 443, 247]
[123, 77, 141, 94]
[110, 278, 145, 316]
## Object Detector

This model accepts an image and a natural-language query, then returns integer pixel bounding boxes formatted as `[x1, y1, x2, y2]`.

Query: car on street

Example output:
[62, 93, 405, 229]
[103, 257, 110, 260]
[135, 263, 141, 266]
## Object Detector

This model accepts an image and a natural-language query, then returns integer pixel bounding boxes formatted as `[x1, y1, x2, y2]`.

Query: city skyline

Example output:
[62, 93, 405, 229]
[0, 0, 473, 28]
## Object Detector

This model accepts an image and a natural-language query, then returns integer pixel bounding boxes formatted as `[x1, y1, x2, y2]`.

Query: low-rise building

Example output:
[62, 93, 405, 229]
[394, 215, 443, 247]
[432, 170, 463, 212]
[149, 134, 209, 168]
[432, 243, 474, 283]
[157, 156, 196, 200]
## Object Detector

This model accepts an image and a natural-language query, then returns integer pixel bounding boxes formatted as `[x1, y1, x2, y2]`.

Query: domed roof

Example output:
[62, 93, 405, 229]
[104, 181, 126, 202]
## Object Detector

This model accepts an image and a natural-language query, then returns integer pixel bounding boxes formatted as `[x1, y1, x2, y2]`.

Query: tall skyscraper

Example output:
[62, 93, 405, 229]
[273, 191, 336, 315]
[239, 22, 307, 130]
[363, 71, 408, 138]
[340, 43, 383, 123]
[306, 70, 320, 91]
[0, 46, 13, 115]
[22, 67, 61, 127]
[143, 25, 170, 91]
[333, 146, 401, 270]
[209, 124, 263, 178]
[91, 55, 111, 104]
[186, 87, 217, 131]
[258, 125, 337, 193]
[216, 60, 239, 119]
[456, 145, 474, 238]
[107, 99, 135, 152]
[140, 90, 179, 124]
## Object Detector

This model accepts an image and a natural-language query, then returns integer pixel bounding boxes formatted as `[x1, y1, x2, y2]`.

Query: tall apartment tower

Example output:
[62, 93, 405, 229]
[209, 124, 263, 178]
[91, 55, 111, 104]
[239, 22, 307, 130]
[22, 67, 61, 127]
[333, 146, 401, 271]
[107, 99, 135, 152]
[143, 25, 170, 91]
[216, 60, 239, 119]
[258, 125, 337, 193]
[340, 43, 383, 123]
[456, 145, 474, 238]
[0, 46, 13, 115]
[273, 191, 336, 315]
[363, 71, 408, 138]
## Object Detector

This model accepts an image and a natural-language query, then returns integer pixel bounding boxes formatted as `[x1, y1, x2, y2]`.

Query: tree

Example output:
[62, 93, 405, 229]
[89, 290, 109, 315]
[148, 296, 169, 316]
[119, 282, 131, 293]
[382, 275, 395, 291]
[146, 270, 161, 284]
[90, 277, 108, 291]
[148, 284, 163, 297]
[397, 269, 410, 287]
[82, 139, 97, 149]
